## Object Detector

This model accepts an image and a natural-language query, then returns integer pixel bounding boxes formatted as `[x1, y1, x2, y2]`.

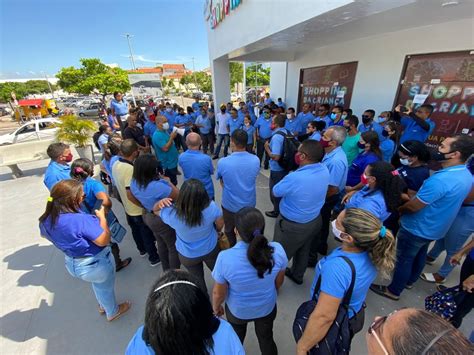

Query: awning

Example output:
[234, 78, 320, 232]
[18, 99, 43, 106]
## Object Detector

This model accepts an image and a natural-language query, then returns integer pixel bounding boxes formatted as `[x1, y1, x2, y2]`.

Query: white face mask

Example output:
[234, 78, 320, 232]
[162, 122, 169, 131]
[331, 220, 344, 242]
[286, 114, 292, 120]
[400, 158, 411, 166]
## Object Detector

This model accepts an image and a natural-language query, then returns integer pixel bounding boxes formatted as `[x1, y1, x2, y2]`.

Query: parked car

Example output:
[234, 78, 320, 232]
[231, 92, 242, 102]
[78, 103, 101, 117]
[202, 92, 213, 101]
[0, 118, 59, 145]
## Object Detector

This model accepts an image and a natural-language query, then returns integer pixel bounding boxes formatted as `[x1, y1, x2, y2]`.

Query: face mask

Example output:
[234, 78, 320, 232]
[162, 122, 170, 131]
[244, 122, 250, 126]
[294, 152, 302, 166]
[330, 113, 338, 120]
[362, 115, 371, 125]
[382, 130, 390, 137]
[220, 109, 226, 113]
[331, 220, 344, 242]
[64, 153, 73, 163]
[286, 114, 292, 119]
[360, 173, 369, 185]
[166, 108, 172, 112]
[374, 116, 385, 124]
[264, 113, 270, 119]
[344, 125, 351, 132]
[432, 150, 453, 162]
[341, 114, 347, 120]
[270, 123, 276, 130]
[400, 158, 411, 166]
[357, 142, 366, 149]
[320, 139, 330, 149]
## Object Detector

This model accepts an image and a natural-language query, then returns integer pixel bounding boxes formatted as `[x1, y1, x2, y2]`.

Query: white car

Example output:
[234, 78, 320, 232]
[0, 118, 59, 145]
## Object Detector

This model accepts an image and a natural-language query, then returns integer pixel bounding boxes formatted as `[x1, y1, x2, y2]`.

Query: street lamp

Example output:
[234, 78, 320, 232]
[122, 33, 136, 70]
[40, 71, 54, 98]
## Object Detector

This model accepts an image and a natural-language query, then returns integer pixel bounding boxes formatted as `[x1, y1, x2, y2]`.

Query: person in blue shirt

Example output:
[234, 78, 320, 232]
[255, 107, 273, 169]
[264, 114, 289, 218]
[179, 133, 215, 199]
[297, 208, 396, 353]
[186, 106, 197, 123]
[212, 207, 288, 354]
[264, 93, 273, 105]
[227, 108, 244, 135]
[110, 91, 129, 131]
[306, 120, 326, 141]
[175, 107, 193, 151]
[371, 135, 474, 301]
[346, 131, 382, 188]
[96, 125, 112, 155]
[328, 105, 345, 127]
[296, 103, 316, 139]
[39, 179, 131, 321]
[380, 121, 400, 162]
[152, 116, 179, 186]
[127, 270, 245, 355]
[242, 115, 256, 153]
[396, 104, 436, 143]
[314, 103, 332, 128]
[396, 140, 431, 199]
[129, 154, 180, 271]
[163, 102, 176, 133]
[216, 129, 260, 246]
[154, 179, 224, 292]
[358, 109, 384, 141]
[106, 108, 120, 132]
[192, 97, 201, 112]
[143, 115, 157, 142]
[277, 97, 286, 109]
[44, 142, 72, 191]
[273, 140, 330, 284]
[284, 107, 302, 136]
[195, 107, 215, 155]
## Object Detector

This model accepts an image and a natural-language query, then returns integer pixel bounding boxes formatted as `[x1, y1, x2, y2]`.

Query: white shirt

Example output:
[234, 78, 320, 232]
[216, 112, 230, 135]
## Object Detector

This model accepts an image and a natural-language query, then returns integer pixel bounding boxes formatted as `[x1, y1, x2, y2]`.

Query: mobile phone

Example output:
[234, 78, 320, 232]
[93, 199, 103, 212]
[399, 106, 408, 113]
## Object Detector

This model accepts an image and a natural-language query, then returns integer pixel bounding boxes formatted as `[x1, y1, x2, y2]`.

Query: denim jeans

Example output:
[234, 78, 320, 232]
[164, 166, 178, 186]
[388, 228, 432, 296]
[214, 134, 230, 157]
[125, 213, 160, 263]
[427, 206, 474, 278]
[65, 247, 118, 318]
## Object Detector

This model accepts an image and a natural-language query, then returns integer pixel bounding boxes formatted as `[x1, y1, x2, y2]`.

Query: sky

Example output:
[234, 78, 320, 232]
[0, 0, 210, 80]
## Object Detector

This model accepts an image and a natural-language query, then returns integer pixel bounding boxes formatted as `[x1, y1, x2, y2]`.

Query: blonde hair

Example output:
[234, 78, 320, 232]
[342, 208, 396, 279]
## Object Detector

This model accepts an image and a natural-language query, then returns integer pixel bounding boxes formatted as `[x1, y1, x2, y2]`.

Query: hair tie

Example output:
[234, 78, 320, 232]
[391, 170, 399, 176]
[379, 226, 387, 238]
[400, 143, 412, 154]
[47, 196, 53, 202]
[252, 229, 261, 238]
[74, 167, 84, 174]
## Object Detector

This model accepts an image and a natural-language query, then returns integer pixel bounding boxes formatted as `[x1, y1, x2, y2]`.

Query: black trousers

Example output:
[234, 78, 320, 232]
[226, 304, 278, 355]
[256, 137, 270, 168]
[222, 206, 237, 247]
[269, 170, 287, 213]
[164, 167, 178, 186]
[201, 133, 215, 154]
[451, 254, 474, 328]
[125, 213, 160, 263]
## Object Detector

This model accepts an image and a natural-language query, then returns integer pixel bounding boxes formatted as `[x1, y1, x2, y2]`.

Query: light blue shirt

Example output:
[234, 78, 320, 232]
[82, 177, 106, 211]
[212, 241, 288, 319]
[358, 121, 384, 141]
[176, 114, 192, 132]
[152, 130, 179, 169]
[297, 112, 315, 135]
[178, 150, 214, 199]
[227, 117, 244, 135]
[254, 116, 272, 139]
[97, 134, 109, 153]
[44, 161, 71, 190]
[401, 165, 471, 240]
[130, 179, 172, 212]
[311, 247, 377, 318]
[273, 163, 330, 223]
[315, 115, 332, 129]
[400, 116, 435, 143]
[242, 125, 256, 145]
[345, 186, 390, 222]
[110, 99, 128, 116]
[196, 114, 212, 134]
[309, 131, 321, 141]
[380, 138, 396, 162]
[126, 320, 245, 355]
[284, 116, 302, 136]
[160, 201, 222, 258]
[163, 111, 176, 132]
[143, 120, 156, 137]
[322, 146, 348, 192]
[269, 128, 286, 172]
[216, 152, 260, 213]
[192, 102, 201, 112]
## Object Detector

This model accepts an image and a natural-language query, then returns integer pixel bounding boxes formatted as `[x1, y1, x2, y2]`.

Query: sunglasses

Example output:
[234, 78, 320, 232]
[367, 309, 401, 355]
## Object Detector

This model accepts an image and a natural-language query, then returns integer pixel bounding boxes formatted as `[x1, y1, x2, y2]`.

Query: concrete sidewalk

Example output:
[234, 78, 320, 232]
[0, 158, 472, 355]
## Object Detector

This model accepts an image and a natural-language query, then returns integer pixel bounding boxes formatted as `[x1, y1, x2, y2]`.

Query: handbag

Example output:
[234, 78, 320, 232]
[425, 286, 466, 320]
[106, 210, 127, 243]
[218, 232, 231, 250]
[293, 256, 356, 355]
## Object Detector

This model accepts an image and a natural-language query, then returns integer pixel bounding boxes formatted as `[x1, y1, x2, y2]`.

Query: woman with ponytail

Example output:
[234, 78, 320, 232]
[212, 207, 288, 355]
[296, 208, 396, 354]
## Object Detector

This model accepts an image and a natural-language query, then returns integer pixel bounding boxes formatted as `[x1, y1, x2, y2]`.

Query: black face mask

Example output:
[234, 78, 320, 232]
[344, 126, 351, 132]
[362, 115, 371, 125]
[357, 142, 366, 149]
[382, 130, 390, 137]
[432, 150, 453, 162]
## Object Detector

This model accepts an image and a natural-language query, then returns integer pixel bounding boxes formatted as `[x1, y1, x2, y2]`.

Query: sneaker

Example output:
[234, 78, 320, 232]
[116, 257, 132, 272]
[212, 155, 219, 160]
[150, 259, 161, 267]
[265, 211, 279, 218]
[139, 251, 147, 258]
[285, 268, 303, 285]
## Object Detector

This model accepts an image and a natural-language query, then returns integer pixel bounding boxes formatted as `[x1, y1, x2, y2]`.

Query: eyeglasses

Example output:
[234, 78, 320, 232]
[367, 309, 401, 355]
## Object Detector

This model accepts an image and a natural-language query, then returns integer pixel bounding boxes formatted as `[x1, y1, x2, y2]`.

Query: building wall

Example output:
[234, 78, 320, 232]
[282, 18, 473, 116]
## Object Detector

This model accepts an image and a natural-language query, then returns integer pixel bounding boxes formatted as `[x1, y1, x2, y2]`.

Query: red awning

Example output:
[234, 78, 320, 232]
[18, 99, 43, 106]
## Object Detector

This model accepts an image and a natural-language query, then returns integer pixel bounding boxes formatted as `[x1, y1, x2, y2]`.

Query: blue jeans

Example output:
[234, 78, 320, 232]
[427, 206, 474, 278]
[214, 133, 229, 157]
[388, 228, 432, 296]
[65, 247, 118, 318]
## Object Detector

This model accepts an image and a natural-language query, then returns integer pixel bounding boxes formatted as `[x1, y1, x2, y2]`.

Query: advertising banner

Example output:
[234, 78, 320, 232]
[128, 74, 162, 98]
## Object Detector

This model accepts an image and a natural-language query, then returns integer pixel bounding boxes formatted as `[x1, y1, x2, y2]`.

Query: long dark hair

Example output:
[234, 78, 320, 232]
[175, 179, 210, 227]
[385, 120, 401, 147]
[398, 140, 431, 163]
[70, 158, 94, 181]
[39, 179, 83, 227]
[361, 131, 382, 158]
[132, 154, 160, 189]
[235, 207, 274, 278]
[143, 270, 219, 355]
[368, 161, 404, 212]
[103, 135, 121, 162]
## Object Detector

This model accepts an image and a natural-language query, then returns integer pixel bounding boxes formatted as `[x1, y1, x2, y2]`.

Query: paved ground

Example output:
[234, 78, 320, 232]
[0, 149, 472, 355]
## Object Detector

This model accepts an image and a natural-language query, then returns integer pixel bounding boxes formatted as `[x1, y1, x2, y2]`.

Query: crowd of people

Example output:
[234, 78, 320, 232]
[38, 91, 474, 354]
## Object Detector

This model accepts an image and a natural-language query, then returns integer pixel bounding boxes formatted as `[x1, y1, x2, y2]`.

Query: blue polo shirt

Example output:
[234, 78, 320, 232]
[191, 102, 200, 112]
[216, 152, 260, 213]
[110, 99, 128, 116]
[400, 116, 435, 143]
[358, 122, 384, 141]
[227, 117, 244, 135]
[322, 147, 348, 192]
[143, 120, 156, 137]
[242, 125, 256, 144]
[160, 201, 222, 258]
[309, 131, 321, 141]
[273, 163, 330, 223]
[269, 128, 286, 172]
[315, 115, 332, 128]
[44, 161, 71, 190]
[284, 117, 302, 136]
[196, 114, 212, 134]
[178, 150, 214, 199]
[98, 134, 109, 153]
[126, 320, 245, 355]
[311, 247, 377, 318]
[176, 114, 192, 132]
[297, 112, 315, 135]
[129, 179, 172, 212]
[39, 213, 104, 258]
[346, 152, 380, 187]
[397, 165, 430, 192]
[345, 186, 390, 222]
[212, 241, 288, 319]
[163, 111, 176, 131]
[82, 177, 106, 211]
[152, 130, 178, 169]
[401, 165, 471, 240]
[255, 116, 273, 139]
[380, 138, 396, 162]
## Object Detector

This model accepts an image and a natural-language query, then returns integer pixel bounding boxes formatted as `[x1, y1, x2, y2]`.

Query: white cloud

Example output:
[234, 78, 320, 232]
[120, 54, 190, 65]
[28, 71, 36, 75]
[15, 72, 21, 76]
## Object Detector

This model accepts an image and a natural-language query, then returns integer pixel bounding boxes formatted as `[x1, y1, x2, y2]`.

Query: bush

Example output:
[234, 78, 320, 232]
[56, 115, 97, 147]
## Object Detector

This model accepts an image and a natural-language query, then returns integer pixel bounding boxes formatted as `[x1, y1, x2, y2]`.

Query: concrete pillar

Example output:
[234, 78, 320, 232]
[269, 62, 288, 105]
[211, 57, 230, 107]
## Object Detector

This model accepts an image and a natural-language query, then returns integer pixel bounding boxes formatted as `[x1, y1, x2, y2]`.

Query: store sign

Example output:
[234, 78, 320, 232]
[204, 0, 243, 29]
[128, 74, 162, 98]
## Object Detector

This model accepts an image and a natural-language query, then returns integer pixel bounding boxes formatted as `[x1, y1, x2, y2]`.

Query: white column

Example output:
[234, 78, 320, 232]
[269, 62, 288, 104]
[211, 57, 230, 107]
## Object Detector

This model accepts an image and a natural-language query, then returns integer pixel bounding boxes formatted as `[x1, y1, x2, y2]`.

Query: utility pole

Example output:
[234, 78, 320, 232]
[123, 33, 136, 70]
[41, 71, 54, 98]
[243, 62, 246, 102]
[191, 56, 198, 92]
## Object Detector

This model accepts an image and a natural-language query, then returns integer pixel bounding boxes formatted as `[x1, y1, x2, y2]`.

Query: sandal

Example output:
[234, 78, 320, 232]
[370, 284, 400, 301]
[420, 272, 445, 284]
[107, 301, 131, 322]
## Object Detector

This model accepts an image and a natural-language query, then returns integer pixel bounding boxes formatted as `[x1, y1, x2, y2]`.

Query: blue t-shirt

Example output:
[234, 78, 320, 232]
[345, 186, 390, 222]
[44, 161, 71, 191]
[107, 115, 117, 132]
[126, 320, 245, 355]
[242, 125, 256, 144]
[110, 99, 128, 116]
[196, 115, 212, 134]
[176, 114, 192, 132]
[346, 152, 380, 187]
[178, 150, 214, 199]
[191, 102, 201, 112]
[322, 147, 348, 192]
[269, 128, 286, 172]
[163, 111, 176, 132]
[316, 115, 332, 129]
[216, 152, 260, 213]
[380, 138, 396, 162]
[309, 131, 321, 141]
[358, 122, 384, 141]
[297, 112, 315, 135]
[254, 116, 273, 139]
[152, 130, 179, 169]
[397, 165, 430, 192]
[212, 241, 288, 319]
[39, 213, 104, 257]
[82, 177, 106, 211]
[98, 134, 109, 154]
[284, 117, 302, 136]
[227, 117, 244, 135]
[400, 116, 435, 143]
[311, 247, 377, 318]
[401, 165, 471, 240]
[130, 179, 172, 212]
[273, 163, 330, 223]
[144, 120, 156, 138]
[160, 201, 222, 258]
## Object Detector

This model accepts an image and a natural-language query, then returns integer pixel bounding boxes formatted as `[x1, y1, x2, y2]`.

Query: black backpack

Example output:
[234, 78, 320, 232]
[275, 130, 300, 172]
[293, 256, 356, 355]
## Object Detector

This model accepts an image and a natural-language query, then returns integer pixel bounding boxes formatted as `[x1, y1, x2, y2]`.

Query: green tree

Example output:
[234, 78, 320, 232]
[56, 58, 130, 99]
[161, 77, 168, 89]
[246, 64, 270, 87]
[0, 82, 28, 102]
[179, 75, 192, 92]
[229, 62, 243, 90]
[194, 72, 212, 92]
